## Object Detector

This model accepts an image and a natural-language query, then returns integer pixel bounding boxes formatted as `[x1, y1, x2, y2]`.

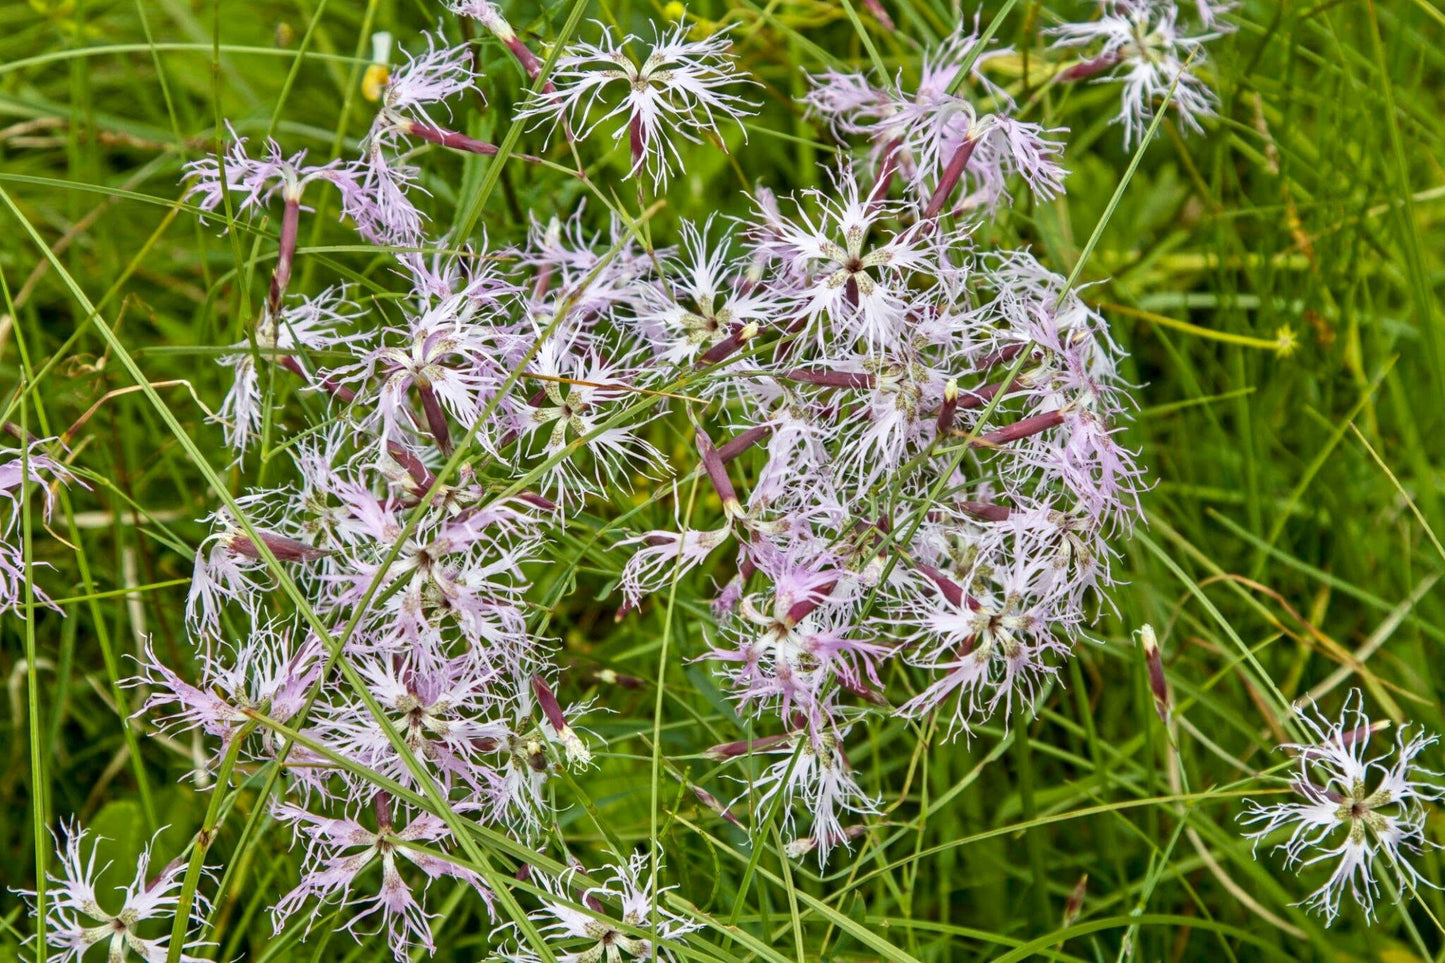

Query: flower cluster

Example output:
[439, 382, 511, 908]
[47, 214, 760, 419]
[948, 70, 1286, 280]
[20, 5, 1242, 959]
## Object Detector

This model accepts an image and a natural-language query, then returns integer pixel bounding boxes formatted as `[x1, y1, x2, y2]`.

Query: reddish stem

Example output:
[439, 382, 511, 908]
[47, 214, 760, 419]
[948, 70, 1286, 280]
[695, 427, 739, 508]
[1059, 50, 1125, 82]
[531, 675, 569, 733]
[629, 114, 645, 173]
[268, 194, 300, 317]
[867, 136, 905, 209]
[915, 562, 981, 611]
[784, 368, 876, 389]
[417, 384, 452, 455]
[786, 581, 838, 625]
[923, 136, 980, 220]
[228, 530, 328, 562]
[959, 500, 1012, 522]
[695, 322, 759, 368]
[406, 121, 499, 156]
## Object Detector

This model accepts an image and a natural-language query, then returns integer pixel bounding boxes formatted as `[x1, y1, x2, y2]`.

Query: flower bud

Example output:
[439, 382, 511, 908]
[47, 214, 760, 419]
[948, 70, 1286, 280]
[1139, 624, 1170, 723]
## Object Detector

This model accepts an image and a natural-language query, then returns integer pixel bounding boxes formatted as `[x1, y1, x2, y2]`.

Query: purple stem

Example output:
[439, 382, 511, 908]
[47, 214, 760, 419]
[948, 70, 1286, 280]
[922, 135, 980, 221]
[784, 368, 876, 389]
[268, 195, 300, 318]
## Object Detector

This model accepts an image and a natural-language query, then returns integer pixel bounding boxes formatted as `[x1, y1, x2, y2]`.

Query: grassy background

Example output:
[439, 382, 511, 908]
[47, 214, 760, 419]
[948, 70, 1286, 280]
[1, 0, 1443, 959]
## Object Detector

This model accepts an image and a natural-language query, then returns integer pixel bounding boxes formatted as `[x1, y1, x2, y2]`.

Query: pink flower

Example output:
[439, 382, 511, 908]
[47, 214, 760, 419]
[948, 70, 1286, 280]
[331, 294, 507, 455]
[272, 796, 490, 959]
[1, 439, 86, 615]
[323, 500, 540, 667]
[805, 26, 1065, 207]
[131, 620, 321, 765]
[336, 145, 427, 246]
[310, 654, 501, 795]
[183, 124, 364, 220]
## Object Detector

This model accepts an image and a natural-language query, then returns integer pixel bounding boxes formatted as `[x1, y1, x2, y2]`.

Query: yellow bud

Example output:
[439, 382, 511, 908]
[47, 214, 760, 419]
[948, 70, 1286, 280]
[663, 1, 686, 20]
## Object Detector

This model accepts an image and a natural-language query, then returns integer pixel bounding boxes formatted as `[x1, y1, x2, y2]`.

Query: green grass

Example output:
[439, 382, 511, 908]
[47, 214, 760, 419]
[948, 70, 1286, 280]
[2, 0, 1444, 960]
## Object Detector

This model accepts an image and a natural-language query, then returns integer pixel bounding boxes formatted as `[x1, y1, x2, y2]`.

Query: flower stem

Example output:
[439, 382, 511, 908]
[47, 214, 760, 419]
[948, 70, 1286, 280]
[922, 135, 979, 220]
[166, 721, 256, 963]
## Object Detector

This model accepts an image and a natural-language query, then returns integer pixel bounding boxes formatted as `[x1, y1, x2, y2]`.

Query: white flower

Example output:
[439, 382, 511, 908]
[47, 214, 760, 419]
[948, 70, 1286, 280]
[633, 215, 778, 365]
[749, 726, 880, 865]
[1241, 689, 1442, 924]
[501, 854, 701, 962]
[18, 821, 210, 963]
[215, 286, 362, 455]
[1050, 0, 1219, 146]
[753, 164, 936, 355]
[517, 20, 758, 186]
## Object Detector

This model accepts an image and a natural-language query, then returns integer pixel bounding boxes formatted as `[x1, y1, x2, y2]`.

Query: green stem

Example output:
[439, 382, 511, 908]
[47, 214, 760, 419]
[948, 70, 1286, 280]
[167, 722, 256, 963]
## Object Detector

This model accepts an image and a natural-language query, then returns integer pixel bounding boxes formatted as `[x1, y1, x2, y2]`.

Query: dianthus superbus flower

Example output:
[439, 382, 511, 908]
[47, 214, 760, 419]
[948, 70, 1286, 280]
[1050, 0, 1220, 146]
[19, 821, 210, 963]
[216, 286, 362, 455]
[1241, 690, 1442, 923]
[518, 20, 758, 186]
[272, 795, 490, 959]
[1, 438, 87, 614]
[501, 854, 701, 962]
[806, 25, 1066, 208]
[748, 725, 881, 865]
[183, 125, 363, 222]
[754, 165, 935, 355]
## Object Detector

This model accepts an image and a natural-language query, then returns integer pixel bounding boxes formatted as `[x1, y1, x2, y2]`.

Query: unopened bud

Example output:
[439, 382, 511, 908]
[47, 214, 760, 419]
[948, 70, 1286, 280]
[784, 837, 817, 859]
[705, 731, 795, 761]
[785, 825, 867, 859]
[937, 378, 960, 435]
[1062, 874, 1087, 927]
[1139, 624, 1170, 723]
[227, 530, 327, 563]
[692, 786, 743, 827]
[592, 667, 643, 689]
[531, 675, 593, 767]
[695, 426, 740, 512]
